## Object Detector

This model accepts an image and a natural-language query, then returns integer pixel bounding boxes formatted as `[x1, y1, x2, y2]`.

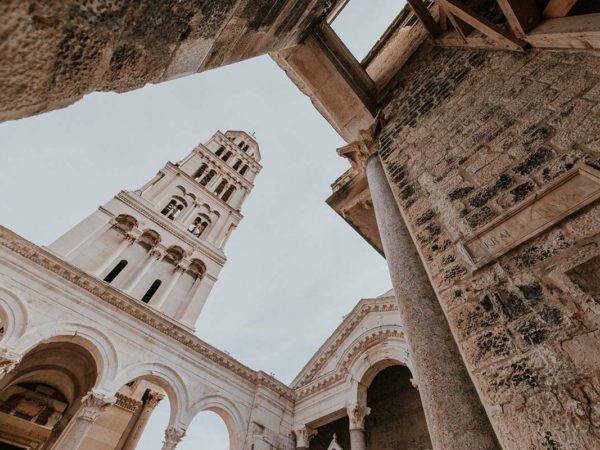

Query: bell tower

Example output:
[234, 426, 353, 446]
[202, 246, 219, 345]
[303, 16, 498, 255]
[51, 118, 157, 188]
[48, 130, 261, 331]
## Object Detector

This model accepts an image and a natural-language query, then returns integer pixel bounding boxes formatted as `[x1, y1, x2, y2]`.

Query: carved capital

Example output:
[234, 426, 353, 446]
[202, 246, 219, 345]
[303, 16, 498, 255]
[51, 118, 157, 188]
[0, 350, 21, 379]
[79, 390, 116, 423]
[124, 233, 137, 245]
[149, 248, 163, 260]
[337, 112, 385, 173]
[347, 402, 371, 430]
[162, 426, 186, 450]
[294, 426, 317, 448]
[145, 390, 165, 409]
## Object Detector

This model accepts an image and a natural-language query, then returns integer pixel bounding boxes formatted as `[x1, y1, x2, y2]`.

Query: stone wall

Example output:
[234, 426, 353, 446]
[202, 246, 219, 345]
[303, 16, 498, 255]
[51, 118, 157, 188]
[378, 42, 600, 449]
[365, 365, 431, 450]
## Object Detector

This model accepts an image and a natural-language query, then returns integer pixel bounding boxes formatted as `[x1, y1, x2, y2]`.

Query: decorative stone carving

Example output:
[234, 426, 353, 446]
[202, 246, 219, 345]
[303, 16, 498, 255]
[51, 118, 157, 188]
[294, 426, 317, 448]
[162, 426, 186, 450]
[146, 390, 165, 409]
[327, 434, 344, 450]
[79, 390, 116, 422]
[337, 112, 385, 173]
[115, 392, 143, 412]
[0, 350, 21, 380]
[346, 403, 371, 430]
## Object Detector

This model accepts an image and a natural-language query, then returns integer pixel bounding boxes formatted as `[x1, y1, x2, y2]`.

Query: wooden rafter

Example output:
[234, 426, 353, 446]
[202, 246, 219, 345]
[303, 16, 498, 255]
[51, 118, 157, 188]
[543, 0, 578, 18]
[438, 0, 528, 51]
[406, 0, 442, 38]
[495, 0, 541, 36]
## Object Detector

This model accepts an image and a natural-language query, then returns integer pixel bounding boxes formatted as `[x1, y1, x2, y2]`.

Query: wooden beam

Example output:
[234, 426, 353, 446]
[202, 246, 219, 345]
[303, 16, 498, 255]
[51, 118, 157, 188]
[439, 6, 449, 31]
[526, 12, 600, 49]
[496, 0, 541, 35]
[543, 0, 578, 18]
[445, 8, 474, 41]
[439, 0, 528, 51]
[406, 0, 442, 37]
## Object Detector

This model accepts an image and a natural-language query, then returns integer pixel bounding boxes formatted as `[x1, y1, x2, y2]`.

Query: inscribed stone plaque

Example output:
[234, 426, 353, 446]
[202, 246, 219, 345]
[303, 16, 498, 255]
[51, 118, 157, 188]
[460, 164, 600, 268]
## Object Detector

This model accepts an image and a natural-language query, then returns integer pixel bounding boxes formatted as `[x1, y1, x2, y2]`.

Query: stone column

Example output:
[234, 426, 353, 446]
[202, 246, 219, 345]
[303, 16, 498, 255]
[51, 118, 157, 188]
[366, 155, 497, 449]
[121, 390, 164, 450]
[92, 233, 136, 277]
[181, 202, 198, 223]
[347, 403, 370, 450]
[293, 426, 317, 450]
[59, 390, 115, 450]
[151, 263, 186, 309]
[161, 426, 186, 450]
[178, 275, 216, 329]
[123, 249, 162, 294]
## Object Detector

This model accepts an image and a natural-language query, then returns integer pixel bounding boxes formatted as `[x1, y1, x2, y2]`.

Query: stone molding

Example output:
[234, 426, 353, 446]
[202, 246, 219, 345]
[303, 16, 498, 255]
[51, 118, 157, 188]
[294, 327, 404, 401]
[293, 298, 398, 387]
[0, 227, 294, 402]
[336, 112, 385, 174]
[115, 392, 143, 412]
[0, 349, 22, 379]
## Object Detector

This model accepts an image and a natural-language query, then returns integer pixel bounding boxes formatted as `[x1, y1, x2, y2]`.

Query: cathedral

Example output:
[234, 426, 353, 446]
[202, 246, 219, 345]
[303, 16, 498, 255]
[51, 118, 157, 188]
[2, 0, 600, 449]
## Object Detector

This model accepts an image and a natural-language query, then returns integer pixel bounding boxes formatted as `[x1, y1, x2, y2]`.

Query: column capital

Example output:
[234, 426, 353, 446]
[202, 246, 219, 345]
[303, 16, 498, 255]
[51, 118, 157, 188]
[0, 349, 21, 378]
[293, 426, 317, 448]
[145, 390, 165, 409]
[337, 112, 385, 173]
[149, 248, 164, 260]
[162, 426, 186, 450]
[346, 402, 371, 430]
[79, 390, 116, 423]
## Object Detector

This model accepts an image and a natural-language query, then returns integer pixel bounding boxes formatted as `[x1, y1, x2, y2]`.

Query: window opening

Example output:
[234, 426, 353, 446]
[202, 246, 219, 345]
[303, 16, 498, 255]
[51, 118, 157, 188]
[104, 259, 128, 283]
[239, 165, 248, 176]
[141, 279, 162, 303]
[200, 170, 216, 186]
[215, 180, 228, 195]
[222, 186, 236, 202]
[194, 164, 208, 180]
[215, 146, 225, 157]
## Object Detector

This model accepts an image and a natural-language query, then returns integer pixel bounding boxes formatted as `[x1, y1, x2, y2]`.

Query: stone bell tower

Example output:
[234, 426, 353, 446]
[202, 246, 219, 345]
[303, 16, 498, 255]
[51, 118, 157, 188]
[48, 130, 261, 331]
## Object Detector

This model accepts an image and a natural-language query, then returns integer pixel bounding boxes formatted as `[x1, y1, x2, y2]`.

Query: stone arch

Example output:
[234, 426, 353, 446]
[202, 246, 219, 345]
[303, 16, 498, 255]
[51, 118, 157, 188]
[14, 322, 119, 389]
[188, 394, 246, 450]
[109, 361, 190, 428]
[0, 286, 28, 345]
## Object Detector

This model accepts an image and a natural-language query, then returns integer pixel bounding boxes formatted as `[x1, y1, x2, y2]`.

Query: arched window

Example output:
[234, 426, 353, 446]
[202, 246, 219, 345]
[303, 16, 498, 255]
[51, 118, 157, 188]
[239, 165, 248, 176]
[160, 199, 177, 216]
[194, 164, 208, 180]
[200, 170, 216, 186]
[161, 198, 185, 220]
[222, 185, 236, 202]
[232, 160, 242, 170]
[221, 151, 232, 162]
[214, 179, 228, 195]
[104, 260, 128, 283]
[188, 216, 210, 237]
[215, 146, 225, 157]
[237, 140, 245, 148]
[243, 144, 250, 151]
[141, 280, 162, 303]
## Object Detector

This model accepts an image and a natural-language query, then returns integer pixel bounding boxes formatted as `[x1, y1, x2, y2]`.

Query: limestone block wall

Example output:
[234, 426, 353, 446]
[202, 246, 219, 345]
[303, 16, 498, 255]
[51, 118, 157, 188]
[377, 43, 600, 449]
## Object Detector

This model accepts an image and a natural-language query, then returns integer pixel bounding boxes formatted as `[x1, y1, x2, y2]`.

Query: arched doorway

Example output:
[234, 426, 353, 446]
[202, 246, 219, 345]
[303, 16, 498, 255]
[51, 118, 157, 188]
[0, 341, 98, 449]
[365, 365, 432, 450]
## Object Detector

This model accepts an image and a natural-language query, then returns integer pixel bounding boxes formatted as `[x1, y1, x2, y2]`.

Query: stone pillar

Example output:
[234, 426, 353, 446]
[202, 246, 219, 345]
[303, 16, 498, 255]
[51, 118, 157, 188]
[365, 155, 497, 449]
[63, 220, 114, 260]
[121, 390, 164, 450]
[123, 249, 162, 294]
[178, 275, 216, 328]
[92, 233, 135, 277]
[152, 263, 186, 309]
[161, 426, 186, 450]
[293, 426, 317, 450]
[58, 390, 115, 450]
[181, 202, 198, 223]
[347, 403, 370, 450]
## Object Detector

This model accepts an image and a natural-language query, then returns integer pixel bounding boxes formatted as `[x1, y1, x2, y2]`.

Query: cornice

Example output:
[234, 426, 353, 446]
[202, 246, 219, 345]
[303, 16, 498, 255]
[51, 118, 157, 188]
[116, 192, 227, 266]
[0, 227, 294, 402]
[115, 392, 142, 412]
[291, 298, 398, 388]
[294, 327, 404, 401]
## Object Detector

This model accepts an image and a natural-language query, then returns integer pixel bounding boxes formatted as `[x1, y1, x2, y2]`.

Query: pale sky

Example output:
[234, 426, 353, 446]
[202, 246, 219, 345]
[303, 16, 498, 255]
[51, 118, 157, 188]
[0, 1, 404, 448]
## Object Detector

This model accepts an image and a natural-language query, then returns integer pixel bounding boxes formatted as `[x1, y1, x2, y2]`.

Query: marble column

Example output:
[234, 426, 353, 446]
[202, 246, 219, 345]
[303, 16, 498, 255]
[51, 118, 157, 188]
[92, 233, 135, 277]
[293, 426, 317, 450]
[121, 390, 164, 450]
[347, 403, 370, 450]
[152, 263, 186, 309]
[123, 249, 162, 294]
[58, 390, 115, 450]
[366, 155, 497, 449]
[161, 426, 186, 450]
